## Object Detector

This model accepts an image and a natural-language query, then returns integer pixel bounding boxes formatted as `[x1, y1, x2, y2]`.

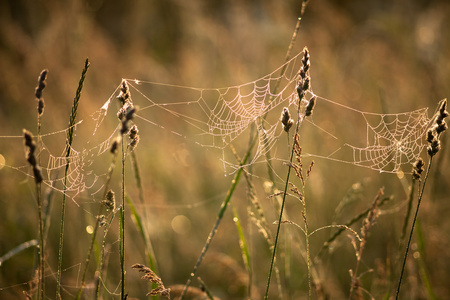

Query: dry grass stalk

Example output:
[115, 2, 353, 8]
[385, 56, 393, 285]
[132, 263, 171, 298]
[348, 188, 383, 299]
[23, 130, 43, 183]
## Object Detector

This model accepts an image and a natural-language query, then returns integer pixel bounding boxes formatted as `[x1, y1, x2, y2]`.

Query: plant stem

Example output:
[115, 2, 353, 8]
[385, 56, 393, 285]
[36, 183, 44, 300]
[56, 58, 89, 300]
[120, 137, 126, 299]
[265, 105, 304, 299]
[396, 157, 433, 299]
[180, 149, 252, 299]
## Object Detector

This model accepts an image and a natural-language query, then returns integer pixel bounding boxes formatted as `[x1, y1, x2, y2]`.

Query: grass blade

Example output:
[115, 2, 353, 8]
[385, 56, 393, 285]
[56, 58, 90, 300]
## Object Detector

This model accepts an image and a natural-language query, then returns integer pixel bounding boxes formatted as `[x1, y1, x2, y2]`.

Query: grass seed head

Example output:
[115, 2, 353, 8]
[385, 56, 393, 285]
[305, 95, 316, 117]
[132, 264, 170, 298]
[35, 69, 48, 99]
[412, 157, 425, 179]
[102, 189, 115, 211]
[23, 129, 43, 183]
[280, 107, 294, 132]
[37, 98, 45, 116]
[97, 215, 107, 227]
[110, 138, 119, 154]
[118, 80, 130, 105]
[428, 139, 440, 157]
[128, 125, 140, 150]
[439, 99, 448, 118]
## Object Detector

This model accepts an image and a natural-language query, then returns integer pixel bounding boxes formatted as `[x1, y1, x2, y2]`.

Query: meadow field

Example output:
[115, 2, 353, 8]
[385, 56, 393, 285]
[0, 0, 449, 299]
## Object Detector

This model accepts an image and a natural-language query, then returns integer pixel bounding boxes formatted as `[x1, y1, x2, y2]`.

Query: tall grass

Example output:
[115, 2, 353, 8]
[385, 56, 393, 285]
[1, 2, 450, 300]
[56, 58, 90, 299]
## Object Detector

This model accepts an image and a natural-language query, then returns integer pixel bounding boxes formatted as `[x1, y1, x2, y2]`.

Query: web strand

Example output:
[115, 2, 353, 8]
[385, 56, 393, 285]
[0, 50, 440, 205]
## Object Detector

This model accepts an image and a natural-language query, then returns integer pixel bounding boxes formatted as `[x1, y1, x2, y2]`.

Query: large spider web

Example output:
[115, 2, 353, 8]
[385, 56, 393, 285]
[349, 108, 430, 172]
[0, 50, 438, 203]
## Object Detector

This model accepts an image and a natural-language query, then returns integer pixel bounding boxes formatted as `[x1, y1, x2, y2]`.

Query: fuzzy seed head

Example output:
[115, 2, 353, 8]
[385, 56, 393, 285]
[436, 121, 448, 134]
[426, 129, 435, 143]
[110, 139, 119, 154]
[280, 107, 294, 132]
[412, 158, 425, 179]
[439, 99, 448, 118]
[102, 190, 115, 211]
[305, 95, 316, 117]
[38, 99, 45, 116]
[427, 139, 440, 157]
[35, 69, 48, 99]
[118, 80, 130, 105]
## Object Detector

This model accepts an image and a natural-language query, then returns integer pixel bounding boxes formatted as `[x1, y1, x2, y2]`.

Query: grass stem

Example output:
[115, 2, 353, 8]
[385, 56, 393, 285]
[396, 157, 433, 299]
[180, 149, 252, 299]
[56, 58, 89, 299]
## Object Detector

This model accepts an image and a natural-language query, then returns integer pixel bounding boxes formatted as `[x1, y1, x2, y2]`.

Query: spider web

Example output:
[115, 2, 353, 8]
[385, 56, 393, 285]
[349, 108, 430, 172]
[302, 96, 433, 174]
[0, 50, 439, 204]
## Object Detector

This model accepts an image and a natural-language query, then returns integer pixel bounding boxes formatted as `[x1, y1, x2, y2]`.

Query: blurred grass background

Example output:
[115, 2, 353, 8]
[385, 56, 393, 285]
[1, 0, 450, 299]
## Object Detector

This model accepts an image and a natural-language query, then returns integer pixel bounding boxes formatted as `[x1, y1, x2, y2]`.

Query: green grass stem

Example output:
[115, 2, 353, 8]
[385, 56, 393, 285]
[180, 149, 252, 299]
[396, 157, 433, 299]
[233, 207, 252, 298]
[56, 58, 89, 299]
[120, 137, 126, 299]
[130, 151, 158, 274]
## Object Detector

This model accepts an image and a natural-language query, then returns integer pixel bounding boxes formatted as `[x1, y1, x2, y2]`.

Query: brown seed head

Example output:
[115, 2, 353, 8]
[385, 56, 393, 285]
[35, 69, 48, 99]
[426, 129, 435, 143]
[439, 99, 448, 118]
[280, 107, 294, 132]
[301, 47, 310, 73]
[118, 80, 130, 105]
[110, 139, 119, 154]
[102, 190, 116, 211]
[305, 95, 316, 117]
[435, 121, 448, 134]
[427, 139, 440, 157]
[38, 99, 45, 116]
[412, 157, 425, 179]
[128, 125, 140, 150]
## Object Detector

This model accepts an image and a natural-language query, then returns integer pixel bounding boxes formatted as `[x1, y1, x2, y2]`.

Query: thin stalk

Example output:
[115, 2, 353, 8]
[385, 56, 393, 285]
[76, 150, 117, 300]
[414, 220, 437, 299]
[0, 239, 39, 266]
[316, 196, 391, 258]
[180, 149, 252, 299]
[396, 157, 433, 299]
[56, 59, 89, 299]
[120, 137, 126, 299]
[400, 179, 417, 245]
[130, 151, 158, 273]
[303, 207, 312, 298]
[232, 207, 252, 299]
[265, 104, 304, 299]
[96, 209, 118, 299]
[36, 183, 44, 300]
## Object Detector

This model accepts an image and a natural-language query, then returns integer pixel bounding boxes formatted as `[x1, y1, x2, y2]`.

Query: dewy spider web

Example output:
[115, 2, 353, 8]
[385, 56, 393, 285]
[0, 50, 439, 204]
[305, 96, 432, 173]
[349, 108, 430, 172]
[93, 50, 435, 175]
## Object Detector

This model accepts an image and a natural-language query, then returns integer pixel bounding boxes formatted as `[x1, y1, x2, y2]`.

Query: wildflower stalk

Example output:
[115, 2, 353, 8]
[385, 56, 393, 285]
[32, 69, 47, 300]
[396, 159, 432, 299]
[116, 80, 136, 299]
[265, 46, 312, 299]
[396, 99, 447, 298]
[56, 58, 89, 299]
[23, 130, 44, 299]
[36, 183, 44, 300]
[120, 136, 126, 299]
